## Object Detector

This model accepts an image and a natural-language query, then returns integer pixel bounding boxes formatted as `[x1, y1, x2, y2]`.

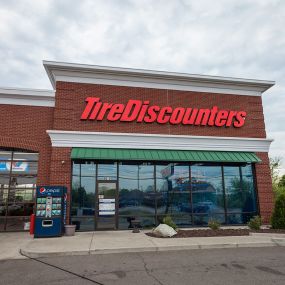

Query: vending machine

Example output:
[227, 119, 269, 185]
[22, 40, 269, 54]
[34, 186, 67, 238]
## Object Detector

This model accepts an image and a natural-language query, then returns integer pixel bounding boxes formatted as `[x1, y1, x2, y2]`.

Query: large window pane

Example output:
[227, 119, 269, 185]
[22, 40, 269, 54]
[224, 166, 243, 224]
[98, 162, 117, 180]
[0, 173, 10, 188]
[13, 152, 39, 161]
[156, 163, 192, 226]
[119, 163, 155, 215]
[0, 150, 12, 160]
[0, 150, 38, 231]
[81, 162, 96, 177]
[119, 162, 155, 229]
[72, 161, 80, 176]
[10, 175, 37, 189]
[241, 164, 257, 212]
[191, 165, 225, 225]
[71, 162, 96, 231]
[225, 164, 258, 224]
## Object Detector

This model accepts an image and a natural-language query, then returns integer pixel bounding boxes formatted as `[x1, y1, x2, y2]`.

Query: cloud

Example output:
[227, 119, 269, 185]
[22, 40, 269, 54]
[0, 0, 284, 172]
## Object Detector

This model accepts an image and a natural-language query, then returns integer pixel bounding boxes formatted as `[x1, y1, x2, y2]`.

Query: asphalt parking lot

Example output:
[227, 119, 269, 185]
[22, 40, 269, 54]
[1, 247, 285, 285]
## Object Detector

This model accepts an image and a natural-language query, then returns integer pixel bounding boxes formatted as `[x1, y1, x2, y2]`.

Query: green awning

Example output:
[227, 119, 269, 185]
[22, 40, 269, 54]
[71, 148, 261, 163]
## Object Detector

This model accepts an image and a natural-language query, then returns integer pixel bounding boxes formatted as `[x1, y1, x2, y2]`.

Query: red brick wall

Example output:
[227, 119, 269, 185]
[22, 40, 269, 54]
[54, 82, 267, 138]
[255, 152, 274, 223]
[0, 104, 53, 185]
[0, 80, 274, 225]
[49, 147, 72, 223]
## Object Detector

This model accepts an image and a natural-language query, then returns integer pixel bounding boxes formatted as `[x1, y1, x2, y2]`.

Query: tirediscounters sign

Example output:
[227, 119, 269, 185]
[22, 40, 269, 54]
[81, 97, 246, 128]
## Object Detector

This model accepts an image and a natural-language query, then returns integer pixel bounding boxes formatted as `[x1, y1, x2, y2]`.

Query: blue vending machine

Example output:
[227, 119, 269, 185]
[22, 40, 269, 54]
[34, 186, 67, 238]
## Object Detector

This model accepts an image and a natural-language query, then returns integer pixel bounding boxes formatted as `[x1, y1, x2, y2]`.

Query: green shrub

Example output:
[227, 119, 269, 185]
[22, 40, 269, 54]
[208, 219, 221, 230]
[248, 216, 262, 230]
[162, 216, 177, 230]
[271, 193, 285, 229]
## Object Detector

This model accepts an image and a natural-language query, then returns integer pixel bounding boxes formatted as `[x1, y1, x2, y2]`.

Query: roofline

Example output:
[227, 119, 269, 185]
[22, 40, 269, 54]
[43, 60, 275, 95]
[0, 86, 55, 107]
[0, 86, 55, 96]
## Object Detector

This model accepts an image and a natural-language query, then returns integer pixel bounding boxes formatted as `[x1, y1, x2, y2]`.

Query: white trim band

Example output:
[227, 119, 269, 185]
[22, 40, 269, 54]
[43, 61, 275, 96]
[0, 87, 55, 107]
[47, 130, 273, 153]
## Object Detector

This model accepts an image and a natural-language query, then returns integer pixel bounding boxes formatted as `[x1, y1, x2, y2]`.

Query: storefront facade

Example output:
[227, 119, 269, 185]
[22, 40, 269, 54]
[0, 61, 274, 231]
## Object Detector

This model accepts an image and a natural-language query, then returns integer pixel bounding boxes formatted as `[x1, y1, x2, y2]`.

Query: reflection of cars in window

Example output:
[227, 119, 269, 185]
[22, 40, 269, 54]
[143, 191, 163, 207]
[179, 203, 192, 213]
[193, 201, 214, 213]
[1, 204, 34, 216]
[192, 178, 215, 193]
[71, 207, 95, 216]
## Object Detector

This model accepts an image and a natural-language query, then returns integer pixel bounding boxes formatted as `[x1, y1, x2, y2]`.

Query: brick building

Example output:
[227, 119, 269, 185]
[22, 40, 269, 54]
[0, 61, 274, 231]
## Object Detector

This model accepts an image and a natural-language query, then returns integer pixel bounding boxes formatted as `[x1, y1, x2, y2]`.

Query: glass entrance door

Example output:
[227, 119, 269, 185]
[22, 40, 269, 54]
[96, 181, 117, 230]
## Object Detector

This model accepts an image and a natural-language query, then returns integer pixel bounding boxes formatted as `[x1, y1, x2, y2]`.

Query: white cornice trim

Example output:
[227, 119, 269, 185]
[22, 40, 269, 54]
[47, 130, 273, 153]
[43, 61, 275, 96]
[0, 87, 55, 107]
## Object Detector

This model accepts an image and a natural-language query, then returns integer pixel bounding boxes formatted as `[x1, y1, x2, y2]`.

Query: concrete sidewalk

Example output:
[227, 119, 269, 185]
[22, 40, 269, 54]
[0, 230, 279, 259]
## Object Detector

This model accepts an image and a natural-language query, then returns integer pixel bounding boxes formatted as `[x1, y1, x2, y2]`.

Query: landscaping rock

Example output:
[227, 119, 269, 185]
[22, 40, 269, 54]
[153, 224, 177, 237]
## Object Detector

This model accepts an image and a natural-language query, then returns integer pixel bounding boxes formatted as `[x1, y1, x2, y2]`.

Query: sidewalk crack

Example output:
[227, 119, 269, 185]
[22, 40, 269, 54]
[89, 231, 95, 254]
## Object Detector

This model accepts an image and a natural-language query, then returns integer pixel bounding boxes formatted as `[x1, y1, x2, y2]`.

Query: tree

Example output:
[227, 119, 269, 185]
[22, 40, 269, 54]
[269, 157, 284, 197]
[278, 174, 285, 188]
[270, 157, 282, 186]
[271, 193, 285, 229]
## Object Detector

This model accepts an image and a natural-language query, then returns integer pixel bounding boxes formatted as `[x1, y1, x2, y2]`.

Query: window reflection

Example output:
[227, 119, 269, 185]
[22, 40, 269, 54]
[71, 162, 96, 231]
[156, 164, 190, 219]
[224, 166, 243, 220]
[119, 163, 155, 229]
[98, 162, 117, 179]
[191, 165, 225, 225]
[71, 160, 258, 230]
[0, 149, 38, 231]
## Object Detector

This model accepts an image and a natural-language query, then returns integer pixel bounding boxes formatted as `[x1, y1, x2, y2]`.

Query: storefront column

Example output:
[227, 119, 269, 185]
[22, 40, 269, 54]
[255, 152, 274, 223]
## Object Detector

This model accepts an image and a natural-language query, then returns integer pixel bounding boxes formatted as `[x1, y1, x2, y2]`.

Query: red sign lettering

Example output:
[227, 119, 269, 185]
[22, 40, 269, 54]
[81, 97, 246, 128]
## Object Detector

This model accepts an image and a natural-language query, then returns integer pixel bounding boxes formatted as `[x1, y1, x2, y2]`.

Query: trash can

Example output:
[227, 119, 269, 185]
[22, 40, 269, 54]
[64, 225, 76, 236]
[30, 214, 35, 235]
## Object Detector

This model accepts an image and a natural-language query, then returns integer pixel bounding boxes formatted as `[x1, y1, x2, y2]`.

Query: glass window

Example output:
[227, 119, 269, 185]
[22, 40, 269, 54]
[156, 163, 192, 227]
[0, 173, 10, 188]
[119, 162, 155, 229]
[224, 165, 257, 224]
[98, 162, 117, 180]
[72, 161, 80, 176]
[0, 149, 38, 231]
[13, 152, 39, 161]
[241, 164, 257, 212]
[240, 164, 257, 223]
[191, 165, 225, 225]
[81, 162, 96, 177]
[71, 163, 96, 231]
[8, 188, 35, 203]
[9, 161, 38, 175]
[0, 150, 12, 160]
[70, 159, 259, 230]
[224, 166, 242, 224]
[10, 175, 37, 188]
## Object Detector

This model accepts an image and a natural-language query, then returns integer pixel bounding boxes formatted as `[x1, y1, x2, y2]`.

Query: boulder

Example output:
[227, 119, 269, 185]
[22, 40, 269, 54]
[153, 224, 177, 237]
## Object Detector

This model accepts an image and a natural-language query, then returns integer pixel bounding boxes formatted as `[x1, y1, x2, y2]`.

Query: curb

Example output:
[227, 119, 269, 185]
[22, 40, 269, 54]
[20, 248, 90, 259]
[20, 240, 284, 258]
[272, 238, 285, 246]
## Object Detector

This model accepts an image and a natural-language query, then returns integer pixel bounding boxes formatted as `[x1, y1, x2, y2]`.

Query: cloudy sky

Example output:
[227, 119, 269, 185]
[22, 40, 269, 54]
[0, 0, 284, 174]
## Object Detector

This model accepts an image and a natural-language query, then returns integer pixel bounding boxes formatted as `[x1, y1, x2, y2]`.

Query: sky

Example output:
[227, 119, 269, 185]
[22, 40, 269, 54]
[0, 0, 284, 175]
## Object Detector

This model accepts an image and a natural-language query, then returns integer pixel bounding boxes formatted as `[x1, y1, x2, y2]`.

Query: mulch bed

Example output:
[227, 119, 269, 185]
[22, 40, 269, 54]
[145, 228, 285, 238]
